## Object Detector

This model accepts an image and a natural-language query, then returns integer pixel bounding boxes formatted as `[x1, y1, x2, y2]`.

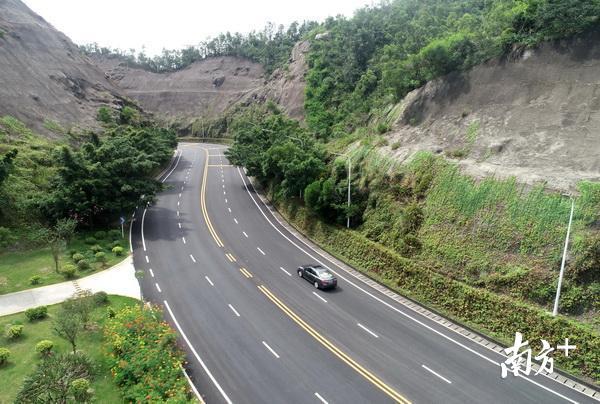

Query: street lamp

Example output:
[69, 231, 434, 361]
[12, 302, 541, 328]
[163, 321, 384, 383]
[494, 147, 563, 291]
[331, 152, 352, 229]
[552, 195, 575, 317]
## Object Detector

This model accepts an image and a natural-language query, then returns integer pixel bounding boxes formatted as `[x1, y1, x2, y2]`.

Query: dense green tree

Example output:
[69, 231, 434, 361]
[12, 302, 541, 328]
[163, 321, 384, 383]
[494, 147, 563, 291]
[41, 126, 176, 227]
[0, 148, 17, 187]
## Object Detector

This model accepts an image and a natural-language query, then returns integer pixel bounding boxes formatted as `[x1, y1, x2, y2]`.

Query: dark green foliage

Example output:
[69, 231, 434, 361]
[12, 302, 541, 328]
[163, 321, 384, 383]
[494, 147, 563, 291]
[40, 125, 176, 227]
[80, 20, 318, 75]
[62, 291, 95, 328]
[119, 106, 138, 125]
[72, 253, 85, 263]
[84, 237, 96, 245]
[226, 105, 325, 198]
[0, 149, 17, 187]
[53, 308, 82, 353]
[572, 233, 600, 284]
[15, 352, 93, 403]
[89, 244, 103, 253]
[24, 306, 47, 322]
[0, 347, 9, 365]
[96, 106, 113, 124]
[6, 324, 23, 339]
[35, 340, 54, 357]
[77, 259, 90, 271]
[93, 291, 108, 305]
[304, 0, 600, 138]
[61, 264, 76, 279]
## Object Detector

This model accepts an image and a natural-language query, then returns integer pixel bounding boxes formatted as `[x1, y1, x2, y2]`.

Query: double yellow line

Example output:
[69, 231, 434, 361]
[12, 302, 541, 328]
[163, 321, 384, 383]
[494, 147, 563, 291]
[239, 267, 253, 278]
[258, 285, 411, 403]
[200, 148, 224, 247]
[198, 146, 409, 403]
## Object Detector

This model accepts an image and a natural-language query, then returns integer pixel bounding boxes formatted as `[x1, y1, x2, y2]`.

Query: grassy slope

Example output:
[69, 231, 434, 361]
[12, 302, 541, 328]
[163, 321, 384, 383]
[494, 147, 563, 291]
[0, 231, 130, 295]
[0, 295, 137, 402]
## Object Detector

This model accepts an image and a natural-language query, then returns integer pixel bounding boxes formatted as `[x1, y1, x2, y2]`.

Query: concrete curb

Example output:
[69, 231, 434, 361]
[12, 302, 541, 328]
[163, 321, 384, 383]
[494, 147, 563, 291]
[0, 255, 140, 316]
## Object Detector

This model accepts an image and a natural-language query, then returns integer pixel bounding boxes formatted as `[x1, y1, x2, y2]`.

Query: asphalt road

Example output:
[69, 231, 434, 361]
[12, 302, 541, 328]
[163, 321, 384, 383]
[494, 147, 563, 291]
[131, 143, 597, 404]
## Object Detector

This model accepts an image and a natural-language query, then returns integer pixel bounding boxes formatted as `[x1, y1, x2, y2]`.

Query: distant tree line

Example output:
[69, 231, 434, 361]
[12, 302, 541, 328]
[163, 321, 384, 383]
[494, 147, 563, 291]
[80, 21, 318, 74]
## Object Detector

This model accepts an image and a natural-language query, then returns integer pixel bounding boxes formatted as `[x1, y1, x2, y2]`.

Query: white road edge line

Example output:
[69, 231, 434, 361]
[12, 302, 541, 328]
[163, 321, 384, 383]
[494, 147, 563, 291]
[149, 268, 154, 277]
[314, 392, 329, 404]
[280, 267, 291, 276]
[190, 254, 196, 263]
[262, 341, 280, 359]
[155, 283, 162, 293]
[243, 231, 248, 238]
[205, 276, 214, 286]
[141, 208, 148, 251]
[160, 150, 182, 183]
[422, 364, 452, 384]
[163, 300, 232, 404]
[357, 323, 379, 338]
[257, 247, 266, 255]
[228, 304, 240, 317]
[313, 291, 328, 303]
[236, 167, 579, 404]
[180, 365, 203, 402]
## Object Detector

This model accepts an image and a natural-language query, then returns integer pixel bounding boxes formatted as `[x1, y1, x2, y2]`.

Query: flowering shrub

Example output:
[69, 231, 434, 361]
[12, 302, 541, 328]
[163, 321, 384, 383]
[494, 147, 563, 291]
[35, 340, 54, 356]
[104, 305, 191, 402]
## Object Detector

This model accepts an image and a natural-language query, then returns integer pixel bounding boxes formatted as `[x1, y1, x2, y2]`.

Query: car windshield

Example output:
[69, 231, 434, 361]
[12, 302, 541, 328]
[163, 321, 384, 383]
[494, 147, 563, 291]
[314, 268, 333, 279]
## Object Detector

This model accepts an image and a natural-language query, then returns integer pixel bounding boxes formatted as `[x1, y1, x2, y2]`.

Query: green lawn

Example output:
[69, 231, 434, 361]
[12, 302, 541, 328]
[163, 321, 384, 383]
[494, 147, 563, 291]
[0, 231, 130, 295]
[0, 295, 136, 402]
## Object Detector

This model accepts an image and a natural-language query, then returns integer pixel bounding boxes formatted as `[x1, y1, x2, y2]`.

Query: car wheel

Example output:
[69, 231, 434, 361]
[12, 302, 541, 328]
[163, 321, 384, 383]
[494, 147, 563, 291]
[298, 270, 303, 277]
[314, 281, 319, 289]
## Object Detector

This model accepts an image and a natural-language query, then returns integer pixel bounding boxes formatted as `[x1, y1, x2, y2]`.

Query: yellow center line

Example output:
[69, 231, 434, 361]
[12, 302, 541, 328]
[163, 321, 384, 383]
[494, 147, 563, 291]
[198, 146, 409, 403]
[239, 268, 253, 278]
[200, 148, 224, 247]
[258, 285, 411, 404]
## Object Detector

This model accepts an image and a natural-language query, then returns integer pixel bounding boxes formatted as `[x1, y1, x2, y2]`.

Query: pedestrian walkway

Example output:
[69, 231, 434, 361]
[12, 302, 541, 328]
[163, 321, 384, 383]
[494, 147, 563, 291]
[0, 256, 140, 316]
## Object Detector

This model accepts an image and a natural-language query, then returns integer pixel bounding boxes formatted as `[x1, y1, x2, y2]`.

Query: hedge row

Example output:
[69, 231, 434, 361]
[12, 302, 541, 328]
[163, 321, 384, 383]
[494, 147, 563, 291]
[279, 201, 600, 383]
[104, 305, 192, 402]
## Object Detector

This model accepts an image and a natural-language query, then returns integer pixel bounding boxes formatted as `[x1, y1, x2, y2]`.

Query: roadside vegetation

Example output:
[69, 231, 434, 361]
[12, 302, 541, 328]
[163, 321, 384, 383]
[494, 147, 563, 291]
[0, 294, 193, 402]
[0, 108, 176, 291]
[226, 103, 600, 382]
[0, 294, 134, 402]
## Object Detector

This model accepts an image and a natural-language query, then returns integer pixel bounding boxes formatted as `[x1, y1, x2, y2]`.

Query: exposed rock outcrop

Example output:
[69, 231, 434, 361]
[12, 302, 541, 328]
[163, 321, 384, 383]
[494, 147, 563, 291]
[93, 55, 266, 124]
[384, 32, 600, 191]
[0, 0, 128, 137]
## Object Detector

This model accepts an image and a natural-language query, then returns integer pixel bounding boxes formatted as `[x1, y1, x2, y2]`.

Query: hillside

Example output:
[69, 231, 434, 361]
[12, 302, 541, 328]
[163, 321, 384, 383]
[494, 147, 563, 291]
[91, 39, 310, 125]
[0, 0, 128, 137]
[384, 32, 600, 191]
[93, 55, 265, 124]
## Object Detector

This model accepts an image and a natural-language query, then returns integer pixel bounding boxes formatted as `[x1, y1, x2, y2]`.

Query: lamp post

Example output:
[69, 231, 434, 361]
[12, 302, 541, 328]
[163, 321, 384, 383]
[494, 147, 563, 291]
[552, 196, 575, 317]
[331, 152, 352, 229]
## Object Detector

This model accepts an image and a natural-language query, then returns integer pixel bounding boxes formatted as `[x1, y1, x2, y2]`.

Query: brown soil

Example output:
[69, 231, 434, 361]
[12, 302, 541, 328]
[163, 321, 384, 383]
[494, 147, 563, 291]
[0, 0, 128, 137]
[384, 32, 600, 191]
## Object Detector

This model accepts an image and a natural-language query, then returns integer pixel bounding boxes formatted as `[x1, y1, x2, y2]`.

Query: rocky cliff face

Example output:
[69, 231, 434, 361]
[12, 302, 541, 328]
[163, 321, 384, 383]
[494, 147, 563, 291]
[93, 55, 266, 124]
[91, 40, 311, 125]
[0, 0, 128, 137]
[384, 32, 600, 191]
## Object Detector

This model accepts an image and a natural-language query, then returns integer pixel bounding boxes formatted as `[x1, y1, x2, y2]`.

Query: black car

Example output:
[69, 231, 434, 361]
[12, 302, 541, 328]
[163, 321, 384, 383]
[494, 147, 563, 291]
[297, 265, 337, 289]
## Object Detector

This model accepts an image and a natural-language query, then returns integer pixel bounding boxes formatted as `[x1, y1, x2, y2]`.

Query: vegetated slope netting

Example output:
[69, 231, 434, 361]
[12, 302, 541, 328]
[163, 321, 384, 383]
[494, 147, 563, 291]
[304, 0, 600, 138]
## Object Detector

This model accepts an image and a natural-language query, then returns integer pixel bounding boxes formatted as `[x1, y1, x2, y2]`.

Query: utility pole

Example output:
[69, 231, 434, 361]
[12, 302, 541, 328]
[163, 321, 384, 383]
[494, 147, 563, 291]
[552, 197, 575, 317]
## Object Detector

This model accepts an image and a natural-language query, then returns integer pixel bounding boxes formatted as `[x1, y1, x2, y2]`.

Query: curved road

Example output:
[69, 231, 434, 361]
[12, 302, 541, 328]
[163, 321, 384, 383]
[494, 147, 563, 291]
[130, 143, 596, 404]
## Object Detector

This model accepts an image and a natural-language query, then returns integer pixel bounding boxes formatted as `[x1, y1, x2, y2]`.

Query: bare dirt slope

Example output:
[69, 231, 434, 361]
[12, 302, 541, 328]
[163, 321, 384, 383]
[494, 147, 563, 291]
[0, 0, 127, 137]
[94, 55, 266, 123]
[245, 40, 309, 121]
[384, 32, 600, 191]
[92, 40, 310, 124]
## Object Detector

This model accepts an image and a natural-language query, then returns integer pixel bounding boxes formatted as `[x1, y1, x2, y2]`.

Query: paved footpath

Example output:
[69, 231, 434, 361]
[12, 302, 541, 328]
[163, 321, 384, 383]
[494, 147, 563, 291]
[0, 256, 140, 316]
